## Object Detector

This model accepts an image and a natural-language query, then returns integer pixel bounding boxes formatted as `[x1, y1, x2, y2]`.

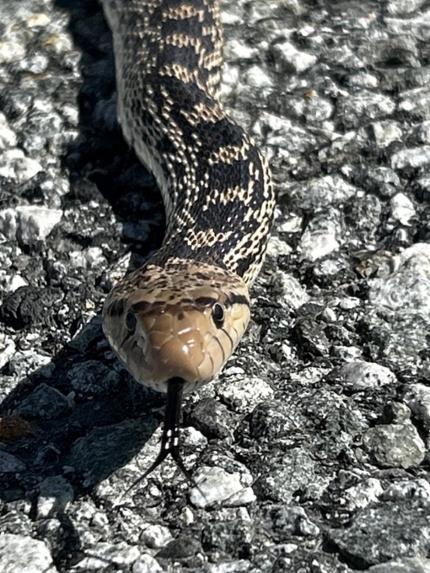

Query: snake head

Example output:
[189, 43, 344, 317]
[102, 259, 250, 392]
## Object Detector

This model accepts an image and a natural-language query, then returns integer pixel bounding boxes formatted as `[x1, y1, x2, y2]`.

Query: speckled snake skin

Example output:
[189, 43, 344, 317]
[102, 0, 275, 399]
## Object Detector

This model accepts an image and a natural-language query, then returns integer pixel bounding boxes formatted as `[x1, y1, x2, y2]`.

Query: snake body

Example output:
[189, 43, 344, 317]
[101, 0, 275, 474]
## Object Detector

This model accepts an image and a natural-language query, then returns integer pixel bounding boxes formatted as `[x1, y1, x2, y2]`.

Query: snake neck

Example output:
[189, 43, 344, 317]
[103, 0, 275, 285]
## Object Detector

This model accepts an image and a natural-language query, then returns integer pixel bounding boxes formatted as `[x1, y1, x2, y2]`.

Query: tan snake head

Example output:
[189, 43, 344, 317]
[102, 259, 250, 392]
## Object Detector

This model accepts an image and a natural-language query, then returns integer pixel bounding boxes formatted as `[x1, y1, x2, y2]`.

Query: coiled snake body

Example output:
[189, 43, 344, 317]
[101, 0, 275, 478]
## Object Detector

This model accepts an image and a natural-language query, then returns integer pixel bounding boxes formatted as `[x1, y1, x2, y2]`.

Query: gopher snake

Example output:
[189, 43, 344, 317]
[101, 0, 275, 479]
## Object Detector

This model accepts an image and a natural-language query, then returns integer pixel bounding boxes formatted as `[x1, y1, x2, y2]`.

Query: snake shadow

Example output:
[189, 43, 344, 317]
[0, 0, 167, 511]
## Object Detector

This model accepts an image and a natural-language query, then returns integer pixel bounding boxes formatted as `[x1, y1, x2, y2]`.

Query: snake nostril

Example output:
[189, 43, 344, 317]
[126, 311, 137, 332]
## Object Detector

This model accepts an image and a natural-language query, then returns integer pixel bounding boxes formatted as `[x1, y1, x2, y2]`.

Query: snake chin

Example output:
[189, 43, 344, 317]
[102, 259, 251, 392]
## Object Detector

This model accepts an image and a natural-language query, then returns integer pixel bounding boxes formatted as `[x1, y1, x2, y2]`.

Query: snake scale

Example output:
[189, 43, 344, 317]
[101, 0, 275, 480]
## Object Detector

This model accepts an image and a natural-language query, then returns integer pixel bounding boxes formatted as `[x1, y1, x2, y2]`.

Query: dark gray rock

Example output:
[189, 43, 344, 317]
[0, 286, 60, 330]
[0, 450, 26, 473]
[67, 360, 120, 397]
[188, 398, 235, 439]
[157, 535, 202, 560]
[329, 500, 430, 567]
[363, 421, 426, 468]
[254, 448, 318, 503]
[67, 419, 153, 487]
[16, 383, 70, 419]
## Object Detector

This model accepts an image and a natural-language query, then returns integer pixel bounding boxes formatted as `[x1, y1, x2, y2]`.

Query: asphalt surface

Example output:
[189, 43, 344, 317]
[0, 0, 429, 571]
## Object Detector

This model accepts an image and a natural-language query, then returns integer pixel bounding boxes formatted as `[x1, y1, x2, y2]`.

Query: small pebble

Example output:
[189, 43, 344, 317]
[391, 146, 430, 169]
[300, 218, 340, 261]
[390, 193, 415, 226]
[140, 524, 173, 549]
[363, 422, 426, 469]
[133, 554, 164, 573]
[217, 376, 274, 414]
[0, 150, 42, 183]
[272, 40, 317, 73]
[338, 361, 396, 390]
[190, 466, 255, 508]
[0, 534, 57, 573]
[73, 542, 140, 570]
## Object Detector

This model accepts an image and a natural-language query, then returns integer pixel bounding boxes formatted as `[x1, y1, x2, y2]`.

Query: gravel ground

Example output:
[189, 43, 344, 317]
[0, 0, 430, 571]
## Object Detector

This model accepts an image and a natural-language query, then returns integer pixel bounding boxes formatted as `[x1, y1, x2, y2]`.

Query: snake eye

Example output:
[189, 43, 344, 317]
[212, 303, 225, 327]
[125, 311, 137, 332]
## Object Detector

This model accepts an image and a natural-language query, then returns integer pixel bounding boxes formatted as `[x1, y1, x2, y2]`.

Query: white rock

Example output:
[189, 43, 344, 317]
[338, 361, 396, 390]
[274, 272, 309, 309]
[372, 121, 402, 148]
[0, 149, 42, 183]
[369, 243, 430, 316]
[272, 40, 317, 73]
[340, 92, 396, 125]
[133, 554, 164, 573]
[417, 121, 430, 144]
[391, 145, 430, 169]
[386, 11, 430, 41]
[19, 54, 49, 74]
[6, 274, 28, 293]
[291, 175, 357, 210]
[224, 39, 257, 61]
[348, 72, 379, 88]
[0, 39, 26, 64]
[217, 376, 274, 414]
[140, 524, 172, 549]
[0, 534, 57, 573]
[338, 297, 361, 310]
[208, 561, 252, 573]
[220, 4, 244, 25]
[190, 466, 256, 508]
[344, 478, 383, 510]
[399, 86, 430, 118]
[244, 65, 272, 89]
[0, 333, 16, 369]
[15, 206, 62, 245]
[382, 478, 430, 502]
[266, 235, 293, 257]
[385, 0, 427, 15]
[0, 112, 17, 149]
[279, 214, 302, 233]
[390, 193, 415, 225]
[0, 208, 17, 239]
[26, 13, 51, 27]
[300, 219, 340, 261]
[73, 543, 140, 570]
